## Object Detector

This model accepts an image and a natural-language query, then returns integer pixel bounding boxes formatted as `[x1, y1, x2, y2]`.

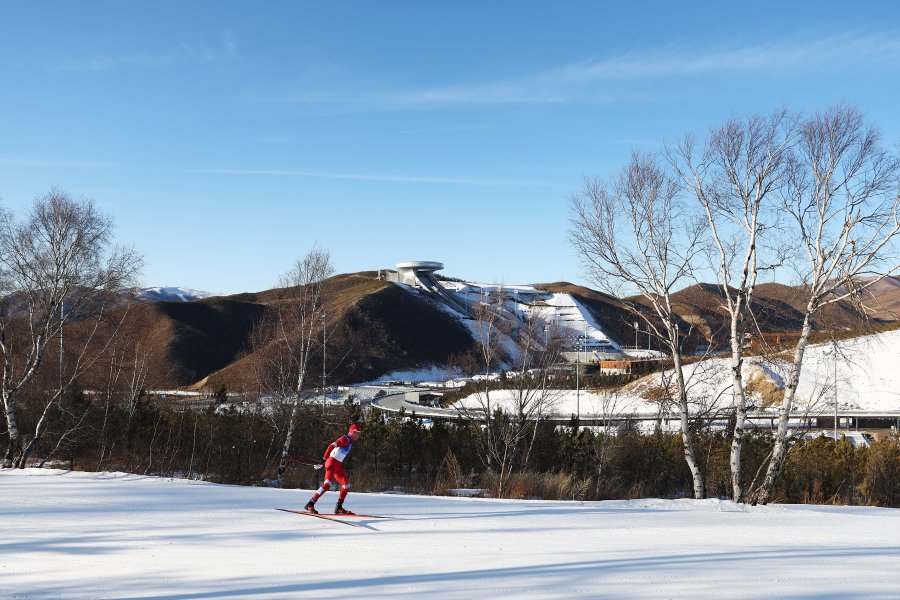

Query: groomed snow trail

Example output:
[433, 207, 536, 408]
[2, 469, 899, 599]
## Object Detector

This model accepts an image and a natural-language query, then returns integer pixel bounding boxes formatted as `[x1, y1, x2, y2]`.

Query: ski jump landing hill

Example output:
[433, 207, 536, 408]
[384, 260, 629, 360]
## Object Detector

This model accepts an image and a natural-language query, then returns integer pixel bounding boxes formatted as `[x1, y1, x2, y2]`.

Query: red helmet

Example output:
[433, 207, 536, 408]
[348, 423, 361, 435]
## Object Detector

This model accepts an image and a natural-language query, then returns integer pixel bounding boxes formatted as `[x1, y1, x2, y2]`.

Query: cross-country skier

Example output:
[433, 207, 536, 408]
[305, 423, 361, 515]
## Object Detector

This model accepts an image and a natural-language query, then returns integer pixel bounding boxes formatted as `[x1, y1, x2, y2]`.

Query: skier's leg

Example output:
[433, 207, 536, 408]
[333, 466, 352, 514]
[306, 477, 332, 512]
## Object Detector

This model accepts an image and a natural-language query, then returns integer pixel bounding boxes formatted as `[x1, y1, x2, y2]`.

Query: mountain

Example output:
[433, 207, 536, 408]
[92, 273, 475, 390]
[533, 281, 699, 351]
[132, 287, 216, 303]
[74, 272, 898, 391]
[845, 276, 900, 321]
[203, 274, 475, 391]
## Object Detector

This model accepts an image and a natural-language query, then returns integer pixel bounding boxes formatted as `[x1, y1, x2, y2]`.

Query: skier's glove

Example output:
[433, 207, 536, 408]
[314, 463, 324, 470]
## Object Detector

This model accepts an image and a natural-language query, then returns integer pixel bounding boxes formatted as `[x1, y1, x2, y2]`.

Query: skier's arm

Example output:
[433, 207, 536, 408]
[323, 435, 351, 460]
[322, 442, 336, 461]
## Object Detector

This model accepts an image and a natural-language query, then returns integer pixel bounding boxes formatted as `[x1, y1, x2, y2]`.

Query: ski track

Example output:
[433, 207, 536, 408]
[2, 469, 900, 598]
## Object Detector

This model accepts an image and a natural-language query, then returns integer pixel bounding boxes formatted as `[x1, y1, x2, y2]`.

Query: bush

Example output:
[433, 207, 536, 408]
[861, 438, 900, 506]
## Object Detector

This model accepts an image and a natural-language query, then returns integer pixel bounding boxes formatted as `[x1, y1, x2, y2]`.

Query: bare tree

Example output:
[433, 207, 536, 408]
[668, 110, 794, 501]
[454, 287, 514, 495]
[571, 153, 708, 498]
[0, 189, 141, 468]
[251, 246, 334, 487]
[453, 286, 567, 496]
[751, 105, 900, 504]
[516, 315, 566, 472]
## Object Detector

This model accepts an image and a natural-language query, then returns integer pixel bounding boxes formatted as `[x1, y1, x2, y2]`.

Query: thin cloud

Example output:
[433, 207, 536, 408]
[248, 29, 900, 109]
[558, 30, 900, 82]
[53, 42, 218, 72]
[54, 52, 179, 72]
[0, 157, 116, 168]
[187, 167, 549, 187]
[223, 31, 240, 59]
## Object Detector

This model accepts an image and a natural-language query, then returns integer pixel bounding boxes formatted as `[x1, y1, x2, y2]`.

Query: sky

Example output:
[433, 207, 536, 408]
[1, 2, 899, 294]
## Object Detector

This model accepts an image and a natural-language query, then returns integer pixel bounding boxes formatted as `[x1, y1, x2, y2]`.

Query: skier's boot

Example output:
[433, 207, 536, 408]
[304, 500, 318, 514]
[334, 500, 353, 515]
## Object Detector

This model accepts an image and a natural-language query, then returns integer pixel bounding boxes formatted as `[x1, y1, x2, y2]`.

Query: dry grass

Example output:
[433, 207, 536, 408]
[501, 472, 593, 500]
[745, 367, 784, 408]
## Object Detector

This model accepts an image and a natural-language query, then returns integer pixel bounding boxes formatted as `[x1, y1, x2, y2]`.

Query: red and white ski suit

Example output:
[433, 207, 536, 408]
[312, 434, 354, 501]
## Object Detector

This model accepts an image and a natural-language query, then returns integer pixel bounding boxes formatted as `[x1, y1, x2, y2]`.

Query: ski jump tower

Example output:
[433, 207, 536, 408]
[394, 261, 445, 286]
[392, 261, 472, 316]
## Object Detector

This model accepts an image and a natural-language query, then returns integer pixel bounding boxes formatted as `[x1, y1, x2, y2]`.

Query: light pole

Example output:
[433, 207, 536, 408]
[833, 341, 838, 441]
[580, 324, 586, 422]
[824, 342, 839, 441]
[575, 330, 580, 425]
[322, 311, 327, 413]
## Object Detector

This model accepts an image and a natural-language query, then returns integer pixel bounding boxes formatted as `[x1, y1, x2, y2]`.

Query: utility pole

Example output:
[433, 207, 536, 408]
[575, 331, 580, 425]
[59, 301, 64, 394]
[833, 340, 838, 442]
[575, 321, 587, 425]
[322, 311, 327, 413]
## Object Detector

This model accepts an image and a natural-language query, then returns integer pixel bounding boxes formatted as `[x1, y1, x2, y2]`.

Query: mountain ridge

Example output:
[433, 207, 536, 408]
[103, 272, 898, 391]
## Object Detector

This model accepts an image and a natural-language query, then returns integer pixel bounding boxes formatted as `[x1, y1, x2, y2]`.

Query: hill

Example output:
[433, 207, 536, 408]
[534, 281, 699, 350]
[204, 274, 475, 390]
[844, 275, 900, 321]
[81, 272, 897, 391]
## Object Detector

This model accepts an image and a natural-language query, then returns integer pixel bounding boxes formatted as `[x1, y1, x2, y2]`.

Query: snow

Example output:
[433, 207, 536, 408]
[137, 286, 216, 302]
[452, 329, 900, 420]
[795, 328, 900, 412]
[364, 365, 464, 385]
[3, 469, 900, 599]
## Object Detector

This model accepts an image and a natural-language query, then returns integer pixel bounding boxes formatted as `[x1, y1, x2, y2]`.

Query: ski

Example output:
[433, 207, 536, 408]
[275, 508, 364, 527]
[325, 513, 402, 520]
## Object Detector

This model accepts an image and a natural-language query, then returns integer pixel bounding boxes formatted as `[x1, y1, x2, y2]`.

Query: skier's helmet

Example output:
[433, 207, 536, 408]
[348, 423, 362, 438]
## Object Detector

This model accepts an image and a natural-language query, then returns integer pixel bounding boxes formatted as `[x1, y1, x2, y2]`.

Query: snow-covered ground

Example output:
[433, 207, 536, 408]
[2, 469, 899, 598]
[452, 329, 900, 420]
[796, 328, 900, 412]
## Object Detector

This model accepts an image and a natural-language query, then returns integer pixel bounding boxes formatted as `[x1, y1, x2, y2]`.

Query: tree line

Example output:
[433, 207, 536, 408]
[11, 387, 900, 507]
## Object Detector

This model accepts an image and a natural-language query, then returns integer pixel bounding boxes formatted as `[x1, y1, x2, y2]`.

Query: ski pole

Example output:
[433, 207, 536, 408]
[284, 457, 323, 469]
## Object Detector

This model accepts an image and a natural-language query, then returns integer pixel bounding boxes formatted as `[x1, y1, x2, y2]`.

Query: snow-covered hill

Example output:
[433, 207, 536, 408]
[451, 328, 900, 421]
[2, 469, 898, 599]
[135, 286, 216, 302]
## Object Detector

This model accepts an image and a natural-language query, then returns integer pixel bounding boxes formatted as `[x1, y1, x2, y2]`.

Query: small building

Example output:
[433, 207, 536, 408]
[403, 391, 444, 408]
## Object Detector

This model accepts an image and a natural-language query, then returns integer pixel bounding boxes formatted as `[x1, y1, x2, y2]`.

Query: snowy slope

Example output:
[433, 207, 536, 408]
[136, 286, 216, 302]
[795, 328, 900, 411]
[2, 469, 900, 599]
[453, 329, 900, 419]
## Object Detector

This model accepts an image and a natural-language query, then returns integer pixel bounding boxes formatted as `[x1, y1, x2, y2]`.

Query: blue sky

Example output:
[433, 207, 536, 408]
[1, 2, 899, 294]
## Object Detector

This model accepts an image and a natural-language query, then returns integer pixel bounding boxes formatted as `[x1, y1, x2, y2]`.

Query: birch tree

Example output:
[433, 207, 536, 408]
[454, 288, 514, 495]
[751, 105, 900, 504]
[668, 110, 794, 501]
[1, 189, 141, 468]
[254, 247, 333, 487]
[570, 153, 708, 498]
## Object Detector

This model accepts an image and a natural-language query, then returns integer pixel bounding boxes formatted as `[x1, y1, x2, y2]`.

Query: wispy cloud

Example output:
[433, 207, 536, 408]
[54, 52, 180, 72]
[248, 29, 900, 109]
[223, 31, 240, 60]
[186, 167, 548, 187]
[52, 38, 232, 72]
[0, 157, 115, 169]
[556, 30, 900, 82]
